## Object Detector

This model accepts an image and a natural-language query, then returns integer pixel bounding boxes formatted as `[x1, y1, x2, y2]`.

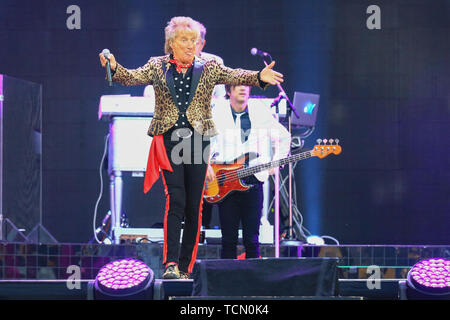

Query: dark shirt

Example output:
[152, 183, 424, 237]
[231, 105, 251, 143]
[170, 57, 194, 129]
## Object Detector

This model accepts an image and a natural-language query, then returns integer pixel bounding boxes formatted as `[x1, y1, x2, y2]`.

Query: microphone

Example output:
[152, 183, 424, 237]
[102, 48, 113, 86]
[250, 47, 269, 57]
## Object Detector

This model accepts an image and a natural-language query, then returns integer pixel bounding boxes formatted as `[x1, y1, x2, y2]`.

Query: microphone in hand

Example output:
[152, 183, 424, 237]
[99, 49, 117, 86]
[102, 49, 113, 86]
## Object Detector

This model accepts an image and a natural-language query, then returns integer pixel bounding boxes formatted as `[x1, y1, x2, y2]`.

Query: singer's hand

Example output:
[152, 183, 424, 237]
[99, 52, 117, 71]
[260, 61, 284, 86]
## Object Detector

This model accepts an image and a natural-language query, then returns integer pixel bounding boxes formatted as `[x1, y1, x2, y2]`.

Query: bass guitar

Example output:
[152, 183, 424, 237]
[204, 139, 342, 203]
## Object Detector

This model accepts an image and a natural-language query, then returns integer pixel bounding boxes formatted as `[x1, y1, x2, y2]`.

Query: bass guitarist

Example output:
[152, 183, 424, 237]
[205, 85, 291, 259]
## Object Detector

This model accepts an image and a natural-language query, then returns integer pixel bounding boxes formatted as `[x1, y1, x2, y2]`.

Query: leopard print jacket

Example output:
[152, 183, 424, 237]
[112, 55, 267, 137]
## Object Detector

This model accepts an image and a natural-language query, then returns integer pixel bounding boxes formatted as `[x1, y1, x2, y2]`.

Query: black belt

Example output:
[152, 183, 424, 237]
[173, 127, 193, 139]
[167, 122, 193, 139]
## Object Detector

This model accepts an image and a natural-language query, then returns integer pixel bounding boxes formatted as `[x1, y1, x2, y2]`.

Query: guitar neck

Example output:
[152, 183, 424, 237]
[237, 150, 314, 178]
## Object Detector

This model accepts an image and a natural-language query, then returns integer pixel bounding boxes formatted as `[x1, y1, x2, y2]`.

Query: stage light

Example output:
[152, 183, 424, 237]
[306, 235, 325, 245]
[403, 258, 450, 300]
[92, 258, 155, 300]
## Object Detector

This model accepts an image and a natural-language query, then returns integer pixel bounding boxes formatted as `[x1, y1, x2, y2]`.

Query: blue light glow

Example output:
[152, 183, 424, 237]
[303, 102, 316, 115]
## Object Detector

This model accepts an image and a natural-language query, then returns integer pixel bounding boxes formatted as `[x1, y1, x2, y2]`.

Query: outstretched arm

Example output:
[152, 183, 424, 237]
[259, 61, 284, 86]
[98, 52, 153, 86]
[213, 60, 283, 89]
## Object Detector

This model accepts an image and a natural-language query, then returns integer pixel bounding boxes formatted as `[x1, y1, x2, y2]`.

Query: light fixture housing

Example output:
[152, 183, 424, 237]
[93, 258, 154, 300]
[405, 258, 450, 300]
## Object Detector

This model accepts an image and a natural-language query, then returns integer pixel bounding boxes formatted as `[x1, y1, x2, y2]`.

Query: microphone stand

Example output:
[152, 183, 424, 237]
[281, 96, 303, 247]
[271, 94, 282, 258]
[260, 56, 303, 251]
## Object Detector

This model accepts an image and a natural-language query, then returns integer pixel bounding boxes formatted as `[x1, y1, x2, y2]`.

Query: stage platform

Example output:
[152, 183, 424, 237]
[0, 242, 449, 300]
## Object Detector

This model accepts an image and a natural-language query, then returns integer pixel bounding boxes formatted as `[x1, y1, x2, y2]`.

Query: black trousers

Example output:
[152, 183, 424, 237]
[160, 128, 209, 273]
[218, 178, 263, 259]
[201, 201, 214, 229]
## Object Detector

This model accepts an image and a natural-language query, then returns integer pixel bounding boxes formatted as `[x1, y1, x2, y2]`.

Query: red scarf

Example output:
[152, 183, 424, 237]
[144, 135, 173, 193]
[169, 57, 193, 73]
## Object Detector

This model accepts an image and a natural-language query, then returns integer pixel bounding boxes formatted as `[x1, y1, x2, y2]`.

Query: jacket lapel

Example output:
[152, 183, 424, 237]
[162, 57, 178, 104]
[187, 58, 205, 105]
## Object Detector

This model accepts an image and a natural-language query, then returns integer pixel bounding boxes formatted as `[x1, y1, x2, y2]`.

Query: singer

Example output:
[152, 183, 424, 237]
[98, 16, 283, 279]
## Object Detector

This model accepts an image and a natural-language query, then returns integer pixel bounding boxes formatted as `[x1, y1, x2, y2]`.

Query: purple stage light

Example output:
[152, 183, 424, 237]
[94, 258, 154, 298]
[407, 258, 450, 297]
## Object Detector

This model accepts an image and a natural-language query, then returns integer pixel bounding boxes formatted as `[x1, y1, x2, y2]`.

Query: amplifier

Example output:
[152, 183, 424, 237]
[114, 227, 231, 244]
[113, 227, 273, 244]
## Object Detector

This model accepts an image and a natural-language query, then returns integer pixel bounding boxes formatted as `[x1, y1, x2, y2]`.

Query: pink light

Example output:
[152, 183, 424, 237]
[409, 258, 450, 290]
[97, 258, 151, 291]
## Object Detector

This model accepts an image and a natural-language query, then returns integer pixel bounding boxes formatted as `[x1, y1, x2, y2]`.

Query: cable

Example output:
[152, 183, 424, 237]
[268, 160, 312, 241]
[92, 133, 110, 244]
[268, 151, 341, 245]
[137, 238, 164, 244]
[321, 235, 340, 245]
[276, 169, 309, 240]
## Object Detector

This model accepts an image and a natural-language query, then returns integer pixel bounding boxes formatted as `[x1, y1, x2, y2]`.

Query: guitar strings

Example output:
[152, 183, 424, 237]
[211, 150, 314, 185]
[214, 151, 313, 184]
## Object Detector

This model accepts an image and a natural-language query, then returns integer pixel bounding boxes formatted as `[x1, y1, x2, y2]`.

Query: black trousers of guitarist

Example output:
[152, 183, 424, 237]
[161, 127, 209, 274]
[218, 176, 263, 259]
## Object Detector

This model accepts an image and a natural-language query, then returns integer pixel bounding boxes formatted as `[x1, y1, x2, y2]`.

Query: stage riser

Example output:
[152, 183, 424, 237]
[0, 280, 399, 300]
[1, 242, 448, 281]
[191, 258, 339, 297]
[0, 281, 90, 300]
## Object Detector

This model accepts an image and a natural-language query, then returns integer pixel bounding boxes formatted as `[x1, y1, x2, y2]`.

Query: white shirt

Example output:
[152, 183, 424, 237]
[210, 99, 291, 182]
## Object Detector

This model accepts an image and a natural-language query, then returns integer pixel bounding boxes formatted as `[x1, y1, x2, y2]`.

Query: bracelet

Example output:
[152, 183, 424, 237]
[257, 71, 267, 88]
[111, 64, 118, 76]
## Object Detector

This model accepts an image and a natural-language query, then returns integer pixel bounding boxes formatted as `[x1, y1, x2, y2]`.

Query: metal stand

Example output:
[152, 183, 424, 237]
[283, 107, 303, 246]
[0, 217, 28, 242]
[257, 54, 302, 254]
[278, 126, 314, 245]
[256, 53, 314, 248]
[27, 223, 58, 244]
[272, 97, 313, 247]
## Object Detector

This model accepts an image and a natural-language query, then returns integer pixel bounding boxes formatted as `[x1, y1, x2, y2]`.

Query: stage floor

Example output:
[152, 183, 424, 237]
[1, 241, 448, 281]
[0, 242, 449, 300]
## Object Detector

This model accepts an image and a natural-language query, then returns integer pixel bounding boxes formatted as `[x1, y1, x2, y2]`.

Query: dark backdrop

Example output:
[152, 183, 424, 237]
[0, 0, 448, 244]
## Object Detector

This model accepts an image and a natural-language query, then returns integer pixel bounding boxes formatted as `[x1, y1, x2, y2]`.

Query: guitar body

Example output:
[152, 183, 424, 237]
[204, 154, 252, 204]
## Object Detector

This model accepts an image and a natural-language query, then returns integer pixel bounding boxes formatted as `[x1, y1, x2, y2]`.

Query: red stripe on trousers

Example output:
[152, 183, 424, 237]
[187, 167, 209, 273]
[160, 170, 170, 265]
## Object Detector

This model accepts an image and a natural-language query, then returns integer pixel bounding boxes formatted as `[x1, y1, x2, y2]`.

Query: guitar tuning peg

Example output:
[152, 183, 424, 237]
[329, 139, 334, 145]
[323, 139, 328, 144]
[335, 138, 339, 145]
[316, 139, 322, 145]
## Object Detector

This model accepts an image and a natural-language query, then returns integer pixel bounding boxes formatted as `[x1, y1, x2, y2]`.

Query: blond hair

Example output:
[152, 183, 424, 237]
[164, 16, 201, 54]
[197, 21, 207, 41]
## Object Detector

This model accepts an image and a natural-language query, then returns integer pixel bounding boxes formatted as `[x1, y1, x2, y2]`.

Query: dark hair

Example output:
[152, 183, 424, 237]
[225, 84, 231, 96]
[224, 84, 250, 99]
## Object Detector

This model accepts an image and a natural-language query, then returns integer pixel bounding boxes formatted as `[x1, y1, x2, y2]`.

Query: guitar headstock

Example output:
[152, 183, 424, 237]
[312, 138, 342, 159]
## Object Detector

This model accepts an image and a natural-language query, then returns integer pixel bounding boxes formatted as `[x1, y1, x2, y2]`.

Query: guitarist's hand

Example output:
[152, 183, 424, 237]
[206, 165, 215, 183]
